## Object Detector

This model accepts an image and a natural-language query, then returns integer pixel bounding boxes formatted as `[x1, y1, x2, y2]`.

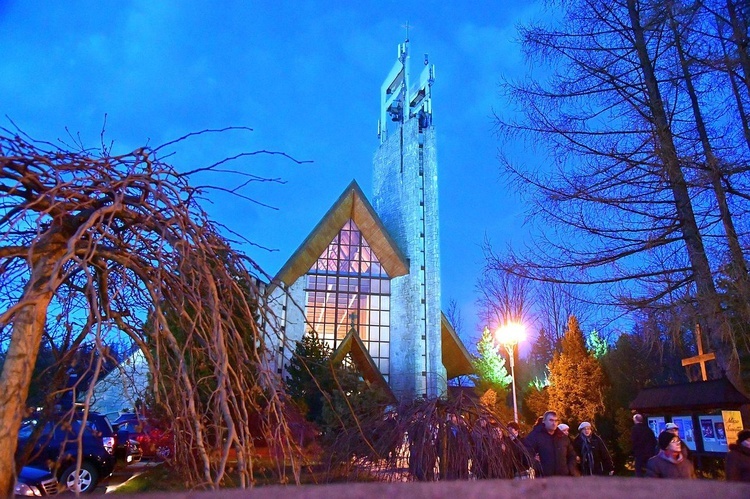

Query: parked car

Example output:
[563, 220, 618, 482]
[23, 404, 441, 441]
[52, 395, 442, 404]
[112, 413, 173, 460]
[16, 414, 117, 494]
[14, 466, 59, 496]
[124, 437, 144, 464]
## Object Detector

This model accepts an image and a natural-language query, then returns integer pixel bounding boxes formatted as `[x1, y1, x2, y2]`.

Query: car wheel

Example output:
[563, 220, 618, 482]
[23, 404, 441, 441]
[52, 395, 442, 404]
[61, 462, 99, 494]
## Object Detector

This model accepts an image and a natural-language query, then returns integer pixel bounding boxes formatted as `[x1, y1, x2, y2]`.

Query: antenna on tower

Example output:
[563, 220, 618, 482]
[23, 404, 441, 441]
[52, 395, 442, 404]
[402, 20, 410, 42]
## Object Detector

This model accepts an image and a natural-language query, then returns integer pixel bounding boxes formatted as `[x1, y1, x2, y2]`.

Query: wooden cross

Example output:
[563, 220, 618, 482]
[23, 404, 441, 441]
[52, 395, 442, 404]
[681, 324, 716, 381]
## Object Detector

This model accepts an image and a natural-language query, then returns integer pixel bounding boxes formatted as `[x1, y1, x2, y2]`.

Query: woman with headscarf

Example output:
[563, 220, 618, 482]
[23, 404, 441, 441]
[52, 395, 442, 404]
[573, 422, 614, 476]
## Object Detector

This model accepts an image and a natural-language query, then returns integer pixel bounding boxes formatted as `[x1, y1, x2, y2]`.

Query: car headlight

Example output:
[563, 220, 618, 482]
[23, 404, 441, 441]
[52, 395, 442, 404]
[14, 482, 42, 496]
[103, 436, 116, 455]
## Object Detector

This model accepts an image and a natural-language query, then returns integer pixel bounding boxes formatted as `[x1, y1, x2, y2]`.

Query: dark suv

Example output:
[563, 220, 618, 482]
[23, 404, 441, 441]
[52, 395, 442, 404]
[15, 466, 60, 496]
[17, 412, 118, 494]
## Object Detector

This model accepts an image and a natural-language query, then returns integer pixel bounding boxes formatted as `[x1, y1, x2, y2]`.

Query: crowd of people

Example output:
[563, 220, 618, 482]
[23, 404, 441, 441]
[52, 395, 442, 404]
[400, 409, 750, 482]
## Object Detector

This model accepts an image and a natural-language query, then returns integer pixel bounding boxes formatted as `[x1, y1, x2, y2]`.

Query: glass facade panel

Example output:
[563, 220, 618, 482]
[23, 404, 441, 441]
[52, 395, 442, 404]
[304, 219, 391, 380]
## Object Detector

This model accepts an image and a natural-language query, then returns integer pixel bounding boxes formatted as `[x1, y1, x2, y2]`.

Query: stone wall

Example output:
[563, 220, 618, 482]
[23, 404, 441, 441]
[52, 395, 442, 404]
[126, 477, 750, 499]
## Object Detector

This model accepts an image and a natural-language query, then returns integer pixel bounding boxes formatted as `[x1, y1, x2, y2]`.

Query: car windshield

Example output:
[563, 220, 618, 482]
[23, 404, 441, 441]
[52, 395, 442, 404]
[18, 418, 100, 440]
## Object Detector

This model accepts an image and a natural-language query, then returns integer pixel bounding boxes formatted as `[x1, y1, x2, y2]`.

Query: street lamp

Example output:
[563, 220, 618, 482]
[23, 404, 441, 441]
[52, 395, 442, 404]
[495, 322, 526, 423]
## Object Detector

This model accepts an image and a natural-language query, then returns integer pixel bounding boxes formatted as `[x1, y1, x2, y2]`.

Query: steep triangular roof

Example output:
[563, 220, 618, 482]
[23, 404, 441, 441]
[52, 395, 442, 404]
[331, 326, 397, 403]
[441, 313, 475, 379]
[90, 349, 150, 416]
[271, 180, 409, 290]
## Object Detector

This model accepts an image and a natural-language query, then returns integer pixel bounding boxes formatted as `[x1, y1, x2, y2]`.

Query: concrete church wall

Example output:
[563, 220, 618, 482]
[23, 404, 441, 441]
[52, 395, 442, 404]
[267, 280, 308, 379]
[373, 117, 446, 400]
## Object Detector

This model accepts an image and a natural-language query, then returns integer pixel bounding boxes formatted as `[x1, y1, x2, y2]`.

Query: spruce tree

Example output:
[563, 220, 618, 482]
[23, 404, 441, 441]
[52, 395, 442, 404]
[286, 331, 334, 424]
[547, 316, 607, 429]
[471, 328, 513, 393]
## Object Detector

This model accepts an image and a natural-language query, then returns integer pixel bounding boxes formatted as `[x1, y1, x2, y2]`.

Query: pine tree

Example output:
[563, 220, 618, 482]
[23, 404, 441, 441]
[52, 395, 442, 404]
[547, 316, 607, 429]
[471, 328, 513, 393]
[286, 331, 334, 424]
[586, 329, 608, 359]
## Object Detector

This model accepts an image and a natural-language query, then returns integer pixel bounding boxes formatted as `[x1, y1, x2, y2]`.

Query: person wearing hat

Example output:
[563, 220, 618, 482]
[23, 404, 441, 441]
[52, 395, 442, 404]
[726, 429, 750, 481]
[573, 422, 614, 476]
[665, 422, 689, 459]
[646, 431, 696, 478]
[558, 423, 570, 437]
[631, 414, 657, 477]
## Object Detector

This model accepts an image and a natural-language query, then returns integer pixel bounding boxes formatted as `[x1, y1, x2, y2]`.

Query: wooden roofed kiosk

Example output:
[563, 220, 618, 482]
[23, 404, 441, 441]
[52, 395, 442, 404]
[630, 377, 750, 466]
[630, 325, 750, 470]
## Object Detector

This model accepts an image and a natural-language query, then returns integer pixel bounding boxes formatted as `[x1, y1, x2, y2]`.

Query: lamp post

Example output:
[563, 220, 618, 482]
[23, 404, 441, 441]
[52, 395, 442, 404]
[495, 322, 525, 423]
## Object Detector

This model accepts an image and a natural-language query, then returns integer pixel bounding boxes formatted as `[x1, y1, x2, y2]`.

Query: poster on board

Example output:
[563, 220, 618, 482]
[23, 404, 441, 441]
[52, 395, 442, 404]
[648, 416, 665, 438]
[701, 415, 729, 452]
[722, 410, 744, 446]
[714, 421, 727, 442]
[671, 416, 696, 451]
[701, 418, 716, 441]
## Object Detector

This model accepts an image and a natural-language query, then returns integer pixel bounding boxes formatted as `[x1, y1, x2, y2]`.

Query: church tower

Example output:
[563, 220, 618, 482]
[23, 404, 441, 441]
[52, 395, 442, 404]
[266, 36, 472, 404]
[372, 38, 446, 399]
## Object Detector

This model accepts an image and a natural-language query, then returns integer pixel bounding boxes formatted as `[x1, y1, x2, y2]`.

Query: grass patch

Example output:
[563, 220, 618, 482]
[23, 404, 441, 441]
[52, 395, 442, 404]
[110, 464, 185, 494]
[109, 447, 380, 493]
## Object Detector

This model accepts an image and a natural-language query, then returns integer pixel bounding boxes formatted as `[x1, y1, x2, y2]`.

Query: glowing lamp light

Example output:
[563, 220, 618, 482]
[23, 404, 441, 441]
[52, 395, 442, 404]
[494, 322, 526, 423]
[495, 322, 526, 347]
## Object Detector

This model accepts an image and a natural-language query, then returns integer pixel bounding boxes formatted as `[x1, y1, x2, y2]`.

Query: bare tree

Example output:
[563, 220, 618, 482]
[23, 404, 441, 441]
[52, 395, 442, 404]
[0, 127, 306, 494]
[492, 0, 750, 386]
[445, 298, 464, 337]
[476, 240, 532, 329]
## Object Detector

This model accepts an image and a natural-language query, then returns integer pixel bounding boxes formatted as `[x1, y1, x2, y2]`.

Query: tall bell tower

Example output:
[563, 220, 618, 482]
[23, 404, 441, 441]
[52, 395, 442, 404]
[372, 36, 445, 400]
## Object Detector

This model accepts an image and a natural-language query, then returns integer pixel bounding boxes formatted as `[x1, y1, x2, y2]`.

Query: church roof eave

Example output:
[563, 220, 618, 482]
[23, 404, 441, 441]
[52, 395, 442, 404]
[331, 327, 397, 403]
[269, 180, 409, 293]
[441, 313, 475, 379]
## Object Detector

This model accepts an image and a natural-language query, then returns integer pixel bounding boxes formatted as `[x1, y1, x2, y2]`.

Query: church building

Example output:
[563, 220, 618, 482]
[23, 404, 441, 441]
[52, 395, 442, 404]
[267, 38, 473, 402]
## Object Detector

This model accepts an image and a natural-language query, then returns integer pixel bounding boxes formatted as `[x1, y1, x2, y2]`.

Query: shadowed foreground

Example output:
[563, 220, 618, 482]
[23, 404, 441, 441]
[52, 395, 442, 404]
[116, 476, 750, 498]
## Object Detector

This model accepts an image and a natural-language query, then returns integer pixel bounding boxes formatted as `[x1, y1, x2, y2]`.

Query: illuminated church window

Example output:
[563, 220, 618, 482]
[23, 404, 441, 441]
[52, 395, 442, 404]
[304, 219, 391, 379]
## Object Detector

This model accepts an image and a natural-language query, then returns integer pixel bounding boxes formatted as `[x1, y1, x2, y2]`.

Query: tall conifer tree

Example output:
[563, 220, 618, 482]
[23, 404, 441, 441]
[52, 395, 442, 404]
[547, 316, 607, 429]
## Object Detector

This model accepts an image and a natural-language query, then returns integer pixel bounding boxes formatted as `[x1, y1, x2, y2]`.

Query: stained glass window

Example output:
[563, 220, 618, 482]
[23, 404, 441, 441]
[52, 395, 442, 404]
[304, 219, 391, 379]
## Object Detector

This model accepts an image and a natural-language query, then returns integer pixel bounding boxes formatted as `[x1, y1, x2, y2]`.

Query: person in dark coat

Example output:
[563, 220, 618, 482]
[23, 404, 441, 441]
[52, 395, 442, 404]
[523, 411, 580, 477]
[573, 422, 614, 476]
[726, 429, 750, 482]
[408, 410, 436, 481]
[507, 421, 534, 478]
[646, 431, 695, 479]
[470, 417, 492, 479]
[631, 414, 657, 477]
[444, 412, 469, 480]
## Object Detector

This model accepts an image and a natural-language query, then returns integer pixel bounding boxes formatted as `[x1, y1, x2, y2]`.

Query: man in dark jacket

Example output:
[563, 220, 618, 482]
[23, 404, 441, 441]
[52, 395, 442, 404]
[523, 411, 580, 477]
[631, 414, 657, 477]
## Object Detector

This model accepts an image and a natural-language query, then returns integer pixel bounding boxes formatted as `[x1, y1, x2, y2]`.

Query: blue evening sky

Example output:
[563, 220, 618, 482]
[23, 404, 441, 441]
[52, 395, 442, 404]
[0, 1, 543, 347]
